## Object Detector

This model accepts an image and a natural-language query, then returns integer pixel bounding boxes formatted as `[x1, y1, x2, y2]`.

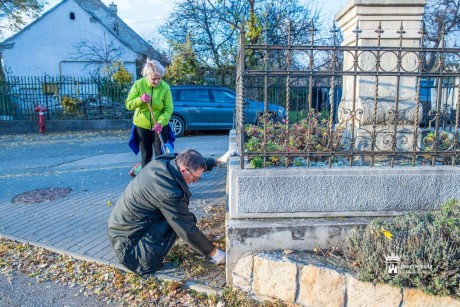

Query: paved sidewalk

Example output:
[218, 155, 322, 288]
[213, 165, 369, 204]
[0, 131, 229, 291]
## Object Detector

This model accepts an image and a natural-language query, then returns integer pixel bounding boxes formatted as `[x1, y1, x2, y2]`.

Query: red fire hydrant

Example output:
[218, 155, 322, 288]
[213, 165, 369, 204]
[34, 105, 48, 134]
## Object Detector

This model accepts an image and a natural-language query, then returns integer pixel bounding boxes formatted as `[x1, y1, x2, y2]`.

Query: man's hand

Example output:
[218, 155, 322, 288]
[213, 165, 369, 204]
[153, 123, 162, 133]
[217, 150, 239, 164]
[210, 248, 226, 265]
[141, 93, 151, 103]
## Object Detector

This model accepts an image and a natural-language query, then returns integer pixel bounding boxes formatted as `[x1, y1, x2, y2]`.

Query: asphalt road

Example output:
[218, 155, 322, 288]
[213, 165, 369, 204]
[0, 272, 111, 307]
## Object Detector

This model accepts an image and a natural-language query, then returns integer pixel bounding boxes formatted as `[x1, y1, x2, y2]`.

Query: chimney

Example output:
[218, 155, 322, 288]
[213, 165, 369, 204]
[108, 2, 117, 16]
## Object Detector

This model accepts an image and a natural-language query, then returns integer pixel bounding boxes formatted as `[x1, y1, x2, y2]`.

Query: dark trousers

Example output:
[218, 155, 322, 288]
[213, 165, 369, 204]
[135, 125, 170, 167]
[113, 214, 196, 277]
[119, 225, 177, 277]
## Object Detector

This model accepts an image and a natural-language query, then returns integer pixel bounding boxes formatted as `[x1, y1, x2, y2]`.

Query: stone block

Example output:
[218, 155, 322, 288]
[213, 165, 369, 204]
[228, 162, 460, 218]
[232, 254, 254, 293]
[225, 217, 367, 285]
[252, 253, 297, 302]
[402, 289, 460, 307]
[347, 276, 402, 307]
[298, 264, 347, 307]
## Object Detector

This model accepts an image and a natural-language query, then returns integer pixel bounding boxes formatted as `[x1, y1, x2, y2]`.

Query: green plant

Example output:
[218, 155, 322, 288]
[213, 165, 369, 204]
[345, 199, 460, 298]
[99, 62, 133, 102]
[110, 62, 133, 85]
[163, 34, 201, 85]
[422, 131, 454, 151]
[60, 96, 83, 116]
[244, 117, 345, 168]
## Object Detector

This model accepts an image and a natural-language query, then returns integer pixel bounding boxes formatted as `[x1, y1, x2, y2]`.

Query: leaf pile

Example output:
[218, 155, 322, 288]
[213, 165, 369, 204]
[166, 203, 226, 279]
[0, 238, 279, 306]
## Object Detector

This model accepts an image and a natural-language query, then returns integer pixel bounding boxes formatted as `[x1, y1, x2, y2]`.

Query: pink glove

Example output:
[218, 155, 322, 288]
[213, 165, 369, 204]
[153, 123, 162, 133]
[141, 93, 151, 103]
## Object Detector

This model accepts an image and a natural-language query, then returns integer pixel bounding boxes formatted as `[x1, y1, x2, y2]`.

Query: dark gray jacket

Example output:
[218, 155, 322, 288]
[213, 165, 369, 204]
[107, 154, 217, 274]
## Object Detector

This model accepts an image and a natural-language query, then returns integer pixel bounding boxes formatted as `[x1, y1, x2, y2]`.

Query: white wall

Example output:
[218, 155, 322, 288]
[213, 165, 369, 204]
[2, 0, 138, 77]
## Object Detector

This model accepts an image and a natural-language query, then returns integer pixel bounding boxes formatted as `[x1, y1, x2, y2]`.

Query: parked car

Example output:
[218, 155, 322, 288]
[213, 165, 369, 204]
[168, 85, 286, 137]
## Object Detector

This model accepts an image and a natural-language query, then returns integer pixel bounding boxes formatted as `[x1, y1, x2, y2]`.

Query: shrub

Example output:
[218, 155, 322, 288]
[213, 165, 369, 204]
[244, 117, 345, 168]
[345, 199, 460, 298]
[60, 95, 83, 117]
[100, 62, 133, 103]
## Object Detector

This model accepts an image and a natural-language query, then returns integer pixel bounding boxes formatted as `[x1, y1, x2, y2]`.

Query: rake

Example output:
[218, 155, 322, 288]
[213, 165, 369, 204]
[146, 102, 173, 154]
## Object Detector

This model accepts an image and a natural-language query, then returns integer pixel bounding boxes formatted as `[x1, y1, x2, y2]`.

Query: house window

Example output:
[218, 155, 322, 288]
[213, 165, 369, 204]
[70, 12, 75, 20]
[42, 83, 58, 95]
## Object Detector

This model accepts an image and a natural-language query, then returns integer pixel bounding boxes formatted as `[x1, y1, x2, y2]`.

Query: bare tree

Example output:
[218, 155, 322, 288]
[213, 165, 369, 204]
[0, 0, 45, 37]
[0, 0, 46, 79]
[160, 0, 320, 83]
[71, 33, 125, 77]
[160, 0, 240, 77]
[422, 0, 460, 71]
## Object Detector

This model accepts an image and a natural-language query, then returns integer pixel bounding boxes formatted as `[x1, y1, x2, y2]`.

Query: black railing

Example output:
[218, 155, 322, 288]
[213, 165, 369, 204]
[236, 23, 460, 168]
[0, 76, 133, 120]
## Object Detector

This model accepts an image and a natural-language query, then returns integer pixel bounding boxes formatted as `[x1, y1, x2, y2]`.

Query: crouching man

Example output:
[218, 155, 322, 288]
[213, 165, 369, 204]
[108, 149, 227, 276]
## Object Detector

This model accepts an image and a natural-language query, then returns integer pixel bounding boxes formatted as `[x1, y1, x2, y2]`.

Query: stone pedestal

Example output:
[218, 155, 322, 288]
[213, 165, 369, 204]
[335, 0, 426, 152]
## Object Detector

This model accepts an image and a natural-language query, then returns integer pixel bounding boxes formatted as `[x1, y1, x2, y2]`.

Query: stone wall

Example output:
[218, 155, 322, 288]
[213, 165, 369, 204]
[226, 129, 460, 285]
[232, 251, 460, 306]
[228, 163, 460, 218]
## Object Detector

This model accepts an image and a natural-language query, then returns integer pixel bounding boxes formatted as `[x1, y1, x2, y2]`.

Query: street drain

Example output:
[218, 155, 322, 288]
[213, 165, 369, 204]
[12, 187, 72, 204]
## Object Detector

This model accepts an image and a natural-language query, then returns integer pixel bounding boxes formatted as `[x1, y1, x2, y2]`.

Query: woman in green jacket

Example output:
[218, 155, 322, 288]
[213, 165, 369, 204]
[126, 59, 173, 167]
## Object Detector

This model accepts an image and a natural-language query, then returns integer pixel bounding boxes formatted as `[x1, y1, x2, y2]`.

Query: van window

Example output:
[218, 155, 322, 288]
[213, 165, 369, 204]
[212, 90, 235, 103]
[179, 89, 211, 102]
[170, 89, 178, 101]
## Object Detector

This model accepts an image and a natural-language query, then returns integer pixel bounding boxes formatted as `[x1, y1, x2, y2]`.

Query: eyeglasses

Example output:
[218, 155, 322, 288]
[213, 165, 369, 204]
[149, 74, 161, 82]
[186, 168, 201, 182]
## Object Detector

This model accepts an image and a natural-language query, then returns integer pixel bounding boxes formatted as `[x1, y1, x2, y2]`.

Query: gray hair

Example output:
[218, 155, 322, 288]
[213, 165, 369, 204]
[142, 58, 166, 78]
[176, 149, 206, 173]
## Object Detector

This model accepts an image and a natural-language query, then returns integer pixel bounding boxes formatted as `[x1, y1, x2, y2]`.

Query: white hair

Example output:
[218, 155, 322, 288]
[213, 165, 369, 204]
[142, 58, 166, 78]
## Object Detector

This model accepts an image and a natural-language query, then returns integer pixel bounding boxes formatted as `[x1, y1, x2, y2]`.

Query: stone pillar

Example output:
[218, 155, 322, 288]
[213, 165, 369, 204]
[335, 0, 426, 152]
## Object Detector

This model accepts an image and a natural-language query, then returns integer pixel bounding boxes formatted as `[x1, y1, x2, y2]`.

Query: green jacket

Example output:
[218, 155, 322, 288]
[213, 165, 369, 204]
[125, 78, 173, 129]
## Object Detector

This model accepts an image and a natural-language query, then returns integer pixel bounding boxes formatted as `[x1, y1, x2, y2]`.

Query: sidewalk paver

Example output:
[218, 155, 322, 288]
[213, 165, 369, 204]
[0, 131, 229, 290]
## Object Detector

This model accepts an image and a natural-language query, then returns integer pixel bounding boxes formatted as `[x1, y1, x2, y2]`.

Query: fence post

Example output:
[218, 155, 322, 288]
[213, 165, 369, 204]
[98, 76, 102, 117]
[44, 75, 50, 120]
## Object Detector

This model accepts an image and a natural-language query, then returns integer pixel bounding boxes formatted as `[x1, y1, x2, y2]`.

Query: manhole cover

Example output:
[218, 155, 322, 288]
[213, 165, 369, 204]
[12, 187, 72, 204]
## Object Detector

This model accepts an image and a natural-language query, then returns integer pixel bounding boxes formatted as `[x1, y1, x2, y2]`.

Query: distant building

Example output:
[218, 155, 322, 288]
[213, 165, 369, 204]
[0, 0, 165, 78]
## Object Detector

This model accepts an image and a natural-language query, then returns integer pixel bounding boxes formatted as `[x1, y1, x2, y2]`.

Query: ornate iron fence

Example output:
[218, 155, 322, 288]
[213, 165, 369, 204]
[236, 23, 460, 168]
[0, 76, 133, 120]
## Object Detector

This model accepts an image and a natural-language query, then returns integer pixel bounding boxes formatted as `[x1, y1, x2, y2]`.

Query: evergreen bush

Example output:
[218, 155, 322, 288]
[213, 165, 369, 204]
[345, 199, 460, 298]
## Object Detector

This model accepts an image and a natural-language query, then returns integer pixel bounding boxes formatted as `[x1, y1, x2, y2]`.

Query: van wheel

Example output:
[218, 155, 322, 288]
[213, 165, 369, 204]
[169, 115, 185, 137]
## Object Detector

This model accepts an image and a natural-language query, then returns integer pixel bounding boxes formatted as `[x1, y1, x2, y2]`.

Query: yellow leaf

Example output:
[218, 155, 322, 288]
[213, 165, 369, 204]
[382, 230, 393, 240]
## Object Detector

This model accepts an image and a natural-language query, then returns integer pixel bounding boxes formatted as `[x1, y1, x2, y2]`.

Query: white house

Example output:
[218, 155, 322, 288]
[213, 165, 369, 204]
[0, 0, 164, 78]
